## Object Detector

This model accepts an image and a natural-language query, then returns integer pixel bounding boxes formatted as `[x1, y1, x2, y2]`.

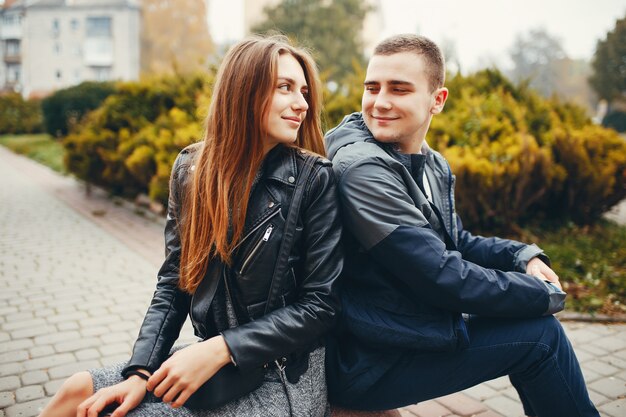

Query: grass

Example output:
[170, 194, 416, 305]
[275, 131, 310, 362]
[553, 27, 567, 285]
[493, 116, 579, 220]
[528, 220, 626, 316]
[0, 133, 66, 173]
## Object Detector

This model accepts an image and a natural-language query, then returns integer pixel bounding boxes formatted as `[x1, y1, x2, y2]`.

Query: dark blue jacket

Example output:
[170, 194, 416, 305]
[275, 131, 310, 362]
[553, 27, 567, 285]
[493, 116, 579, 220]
[324, 113, 565, 404]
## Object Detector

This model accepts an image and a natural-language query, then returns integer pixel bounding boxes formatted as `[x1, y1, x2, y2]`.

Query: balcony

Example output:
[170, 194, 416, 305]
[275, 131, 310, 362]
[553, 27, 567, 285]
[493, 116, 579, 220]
[84, 38, 113, 66]
[0, 24, 22, 40]
[3, 53, 20, 64]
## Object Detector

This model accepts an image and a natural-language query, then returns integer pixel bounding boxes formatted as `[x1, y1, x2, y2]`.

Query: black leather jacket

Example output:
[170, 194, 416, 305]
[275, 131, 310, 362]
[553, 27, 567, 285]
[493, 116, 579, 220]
[122, 143, 343, 381]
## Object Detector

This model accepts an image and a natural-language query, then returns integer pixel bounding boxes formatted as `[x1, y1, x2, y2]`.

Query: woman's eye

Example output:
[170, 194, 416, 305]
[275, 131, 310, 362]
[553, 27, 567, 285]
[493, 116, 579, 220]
[278, 84, 290, 91]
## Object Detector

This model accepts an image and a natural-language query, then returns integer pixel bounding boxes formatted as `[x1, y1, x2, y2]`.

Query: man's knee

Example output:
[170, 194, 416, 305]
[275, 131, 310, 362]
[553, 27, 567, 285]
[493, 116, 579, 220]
[55, 371, 93, 400]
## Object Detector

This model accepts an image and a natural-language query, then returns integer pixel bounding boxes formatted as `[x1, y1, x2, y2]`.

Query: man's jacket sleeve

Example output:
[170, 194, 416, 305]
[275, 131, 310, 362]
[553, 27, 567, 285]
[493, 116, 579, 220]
[455, 215, 549, 273]
[338, 158, 562, 317]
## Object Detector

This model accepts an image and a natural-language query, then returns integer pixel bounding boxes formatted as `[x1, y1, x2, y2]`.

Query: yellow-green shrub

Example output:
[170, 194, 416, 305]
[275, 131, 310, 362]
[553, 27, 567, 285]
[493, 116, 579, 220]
[64, 73, 211, 203]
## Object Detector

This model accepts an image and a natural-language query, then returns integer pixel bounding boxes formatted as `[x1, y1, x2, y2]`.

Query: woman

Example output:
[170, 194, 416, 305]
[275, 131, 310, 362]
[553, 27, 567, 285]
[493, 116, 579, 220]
[39, 35, 342, 417]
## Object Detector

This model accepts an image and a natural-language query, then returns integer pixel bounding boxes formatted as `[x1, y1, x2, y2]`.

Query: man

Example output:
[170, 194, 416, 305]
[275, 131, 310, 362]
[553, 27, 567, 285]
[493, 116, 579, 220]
[324, 34, 599, 417]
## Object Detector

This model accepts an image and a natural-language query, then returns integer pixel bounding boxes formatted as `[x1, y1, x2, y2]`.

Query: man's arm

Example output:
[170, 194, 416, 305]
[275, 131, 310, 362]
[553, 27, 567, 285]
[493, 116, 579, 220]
[455, 215, 549, 273]
[337, 157, 564, 317]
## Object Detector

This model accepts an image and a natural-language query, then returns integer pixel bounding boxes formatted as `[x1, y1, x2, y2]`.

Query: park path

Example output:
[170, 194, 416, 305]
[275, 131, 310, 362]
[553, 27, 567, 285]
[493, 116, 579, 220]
[0, 146, 625, 417]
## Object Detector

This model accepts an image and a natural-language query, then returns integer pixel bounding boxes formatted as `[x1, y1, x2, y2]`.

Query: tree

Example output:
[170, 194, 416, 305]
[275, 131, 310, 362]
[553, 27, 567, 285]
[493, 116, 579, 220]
[251, 0, 372, 82]
[141, 0, 213, 75]
[509, 28, 566, 97]
[589, 15, 626, 103]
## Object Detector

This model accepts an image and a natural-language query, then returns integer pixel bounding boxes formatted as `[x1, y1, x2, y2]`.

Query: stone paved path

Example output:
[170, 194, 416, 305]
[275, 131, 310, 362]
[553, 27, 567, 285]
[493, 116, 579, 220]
[1, 146, 625, 417]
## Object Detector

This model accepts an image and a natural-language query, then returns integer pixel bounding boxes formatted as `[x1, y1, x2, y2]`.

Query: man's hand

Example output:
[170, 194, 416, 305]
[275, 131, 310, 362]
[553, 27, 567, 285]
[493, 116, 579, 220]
[526, 257, 562, 291]
[147, 336, 232, 408]
[76, 375, 147, 417]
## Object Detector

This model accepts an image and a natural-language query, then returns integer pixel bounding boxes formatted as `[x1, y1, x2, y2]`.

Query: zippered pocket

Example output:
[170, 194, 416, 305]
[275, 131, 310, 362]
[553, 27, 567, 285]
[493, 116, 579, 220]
[239, 224, 274, 275]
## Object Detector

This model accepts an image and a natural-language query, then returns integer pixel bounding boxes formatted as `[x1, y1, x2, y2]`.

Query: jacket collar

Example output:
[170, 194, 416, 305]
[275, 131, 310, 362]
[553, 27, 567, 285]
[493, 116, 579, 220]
[262, 145, 298, 187]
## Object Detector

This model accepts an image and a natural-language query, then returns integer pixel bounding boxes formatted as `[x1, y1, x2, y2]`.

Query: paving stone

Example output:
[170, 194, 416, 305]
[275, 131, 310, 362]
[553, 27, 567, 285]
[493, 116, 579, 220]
[483, 396, 525, 417]
[4, 397, 49, 417]
[43, 378, 65, 396]
[48, 360, 100, 379]
[57, 321, 79, 331]
[100, 354, 128, 367]
[474, 411, 504, 417]
[28, 345, 55, 358]
[0, 350, 28, 364]
[75, 348, 100, 361]
[587, 388, 610, 407]
[462, 383, 499, 401]
[80, 326, 109, 337]
[98, 342, 130, 356]
[579, 344, 610, 357]
[591, 336, 626, 352]
[581, 368, 602, 383]
[588, 376, 626, 398]
[15, 385, 44, 402]
[484, 376, 511, 391]
[0, 362, 23, 377]
[33, 331, 80, 345]
[583, 360, 619, 376]
[0, 392, 15, 408]
[1, 318, 46, 332]
[0, 332, 9, 342]
[54, 337, 101, 353]
[435, 393, 485, 416]
[21, 353, 75, 372]
[599, 398, 626, 417]
[20, 370, 49, 386]
[9, 325, 56, 340]
[0, 375, 20, 391]
[0, 339, 34, 354]
[403, 401, 451, 417]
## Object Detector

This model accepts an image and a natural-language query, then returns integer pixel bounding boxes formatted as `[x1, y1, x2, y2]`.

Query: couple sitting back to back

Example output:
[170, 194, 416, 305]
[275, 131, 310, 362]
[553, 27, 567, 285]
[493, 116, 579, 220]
[40, 34, 599, 417]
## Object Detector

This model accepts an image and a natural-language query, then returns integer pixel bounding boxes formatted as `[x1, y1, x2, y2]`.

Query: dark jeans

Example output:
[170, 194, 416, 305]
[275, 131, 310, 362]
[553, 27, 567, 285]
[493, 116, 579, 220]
[332, 315, 599, 417]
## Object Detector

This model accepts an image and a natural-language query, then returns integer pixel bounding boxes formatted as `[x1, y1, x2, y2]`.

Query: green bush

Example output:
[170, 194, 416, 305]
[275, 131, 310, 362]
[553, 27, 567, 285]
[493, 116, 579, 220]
[0, 93, 43, 134]
[64, 73, 211, 203]
[64, 67, 626, 232]
[430, 69, 626, 232]
[41, 81, 115, 137]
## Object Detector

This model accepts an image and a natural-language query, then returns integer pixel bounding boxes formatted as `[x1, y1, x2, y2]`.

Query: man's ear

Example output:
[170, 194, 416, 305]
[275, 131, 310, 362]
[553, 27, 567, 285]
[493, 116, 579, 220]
[430, 87, 448, 115]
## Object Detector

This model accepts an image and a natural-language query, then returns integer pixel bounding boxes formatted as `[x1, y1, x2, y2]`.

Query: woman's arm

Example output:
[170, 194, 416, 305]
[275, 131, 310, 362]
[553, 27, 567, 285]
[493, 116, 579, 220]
[122, 150, 192, 376]
[221, 162, 344, 372]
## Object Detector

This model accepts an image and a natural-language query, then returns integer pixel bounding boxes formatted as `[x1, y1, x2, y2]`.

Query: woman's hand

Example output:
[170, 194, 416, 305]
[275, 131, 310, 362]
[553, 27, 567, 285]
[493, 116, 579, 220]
[76, 375, 147, 417]
[526, 257, 562, 291]
[147, 335, 232, 408]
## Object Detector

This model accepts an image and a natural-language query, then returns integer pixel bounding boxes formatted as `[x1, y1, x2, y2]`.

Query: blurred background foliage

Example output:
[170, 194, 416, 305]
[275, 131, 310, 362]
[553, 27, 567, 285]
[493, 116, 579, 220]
[1, 1, 625, 315]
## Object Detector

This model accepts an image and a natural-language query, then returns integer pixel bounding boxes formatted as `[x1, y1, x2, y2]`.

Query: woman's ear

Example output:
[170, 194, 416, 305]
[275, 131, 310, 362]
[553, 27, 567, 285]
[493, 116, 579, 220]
[430, 87, 449, 115]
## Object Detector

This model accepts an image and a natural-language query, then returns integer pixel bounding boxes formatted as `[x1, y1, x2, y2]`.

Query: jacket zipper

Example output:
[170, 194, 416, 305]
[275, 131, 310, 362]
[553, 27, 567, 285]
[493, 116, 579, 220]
[232, 207, 281, 252]
[239, 224, 274, 274]
[189, 207, 280, 327]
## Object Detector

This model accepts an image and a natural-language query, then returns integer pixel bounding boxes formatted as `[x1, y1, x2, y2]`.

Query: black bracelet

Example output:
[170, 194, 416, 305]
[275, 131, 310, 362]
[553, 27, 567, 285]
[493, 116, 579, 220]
[126, 370, 150, 381]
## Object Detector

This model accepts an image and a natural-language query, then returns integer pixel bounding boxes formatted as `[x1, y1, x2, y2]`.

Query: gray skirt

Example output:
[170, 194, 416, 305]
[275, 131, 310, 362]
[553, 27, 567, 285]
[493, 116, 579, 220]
[89, 346, 329, 417]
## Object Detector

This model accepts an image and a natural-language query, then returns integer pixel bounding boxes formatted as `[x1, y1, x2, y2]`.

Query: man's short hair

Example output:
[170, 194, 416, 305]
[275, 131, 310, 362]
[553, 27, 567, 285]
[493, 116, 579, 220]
[373, 34, 445, 92]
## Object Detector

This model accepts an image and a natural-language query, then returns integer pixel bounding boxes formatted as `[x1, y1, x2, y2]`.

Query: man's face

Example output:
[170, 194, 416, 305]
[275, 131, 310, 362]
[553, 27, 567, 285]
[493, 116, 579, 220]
[362, 52, 445, 153]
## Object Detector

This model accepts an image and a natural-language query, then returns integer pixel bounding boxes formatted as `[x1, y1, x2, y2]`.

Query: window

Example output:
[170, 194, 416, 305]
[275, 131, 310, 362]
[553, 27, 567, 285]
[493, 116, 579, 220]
[93, 66, 112, 81]
[52, 18, 60, 35]
[71, 18, 79, 31]
[56, 70, 62, 80]
[86, 17, 112, 37]
[7, 64, 20, 83]
[6, 40, 20, 56]
[54, 43, 61, 55]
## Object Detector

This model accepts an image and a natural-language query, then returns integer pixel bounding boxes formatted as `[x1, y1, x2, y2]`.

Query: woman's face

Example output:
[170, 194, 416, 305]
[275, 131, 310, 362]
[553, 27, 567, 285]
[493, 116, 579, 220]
[263, 53, 309, 153]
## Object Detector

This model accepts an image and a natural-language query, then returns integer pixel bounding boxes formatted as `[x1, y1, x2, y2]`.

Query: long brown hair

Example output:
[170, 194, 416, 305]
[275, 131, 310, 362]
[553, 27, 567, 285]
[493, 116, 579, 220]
[179, 35, 325, 293]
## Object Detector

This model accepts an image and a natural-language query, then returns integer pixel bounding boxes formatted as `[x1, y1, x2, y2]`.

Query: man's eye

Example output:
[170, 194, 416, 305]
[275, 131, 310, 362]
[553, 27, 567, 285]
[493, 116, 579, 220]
[365, 86, 379, 92]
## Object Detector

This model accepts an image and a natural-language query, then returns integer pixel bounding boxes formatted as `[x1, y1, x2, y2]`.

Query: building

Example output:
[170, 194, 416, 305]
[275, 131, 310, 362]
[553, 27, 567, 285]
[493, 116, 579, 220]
[0, 0, 140, 97]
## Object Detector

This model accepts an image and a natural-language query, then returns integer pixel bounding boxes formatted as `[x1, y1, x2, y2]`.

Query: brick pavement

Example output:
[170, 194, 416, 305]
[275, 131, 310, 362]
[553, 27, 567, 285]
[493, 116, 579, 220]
[1, 146, 625, 417]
